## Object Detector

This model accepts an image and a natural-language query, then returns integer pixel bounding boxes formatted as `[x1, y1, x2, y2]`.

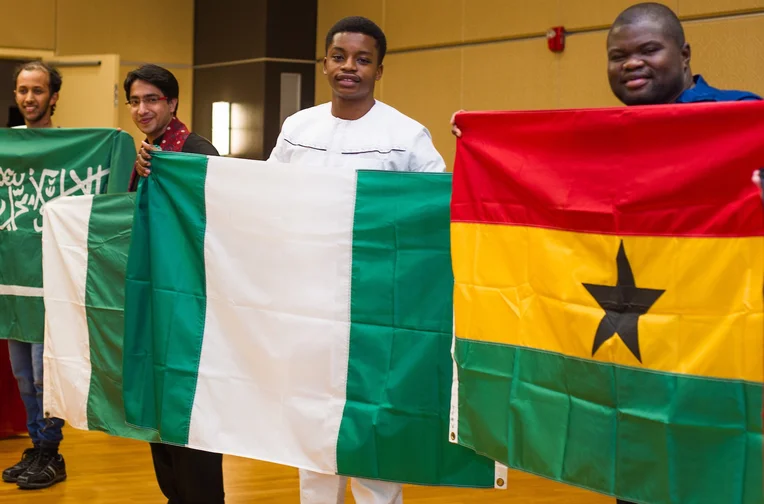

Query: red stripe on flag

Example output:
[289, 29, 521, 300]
[452, 102, 764, 237]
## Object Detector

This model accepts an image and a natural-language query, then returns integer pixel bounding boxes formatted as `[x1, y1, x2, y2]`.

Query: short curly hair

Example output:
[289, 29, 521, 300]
[325, 16, 387, 64]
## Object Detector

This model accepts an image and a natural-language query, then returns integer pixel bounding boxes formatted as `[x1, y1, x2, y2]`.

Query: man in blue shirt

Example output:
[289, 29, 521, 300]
[451, 3, 760, 138]
[607, 3, 760, 106]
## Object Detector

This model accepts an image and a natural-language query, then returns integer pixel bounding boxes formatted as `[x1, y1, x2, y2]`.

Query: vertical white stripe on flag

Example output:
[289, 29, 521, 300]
[42, 195, 94, 429]
[187, 158, 356, 473]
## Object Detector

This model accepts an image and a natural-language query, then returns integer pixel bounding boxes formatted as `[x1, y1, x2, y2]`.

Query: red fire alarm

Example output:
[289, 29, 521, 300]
[547, 26, 565, 52]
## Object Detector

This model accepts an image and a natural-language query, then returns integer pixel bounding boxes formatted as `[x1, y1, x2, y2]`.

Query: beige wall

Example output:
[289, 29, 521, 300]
[0, 0, 56, 50]
[0, 0, 194, 143]
[315, 0, 764, 170]
[56, 0, 194, 143]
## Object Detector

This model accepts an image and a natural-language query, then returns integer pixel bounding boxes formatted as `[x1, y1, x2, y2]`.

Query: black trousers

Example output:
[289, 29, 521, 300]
[150, 443, 225, 504]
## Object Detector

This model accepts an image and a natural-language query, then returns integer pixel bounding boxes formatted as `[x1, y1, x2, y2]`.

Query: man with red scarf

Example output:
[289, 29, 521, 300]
[125, 64, 224, 504]
[127, 64, 218, 190]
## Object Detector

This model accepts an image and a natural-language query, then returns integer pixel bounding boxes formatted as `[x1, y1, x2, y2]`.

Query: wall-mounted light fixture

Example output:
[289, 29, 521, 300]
[280, 73, 302, 126]
[212, 101, 231, 156]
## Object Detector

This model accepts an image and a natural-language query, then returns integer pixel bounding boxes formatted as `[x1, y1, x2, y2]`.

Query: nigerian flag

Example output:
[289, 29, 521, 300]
[0, 128, 135, 343]
[122, 152, 502, 488]
[41, 192, 157, 442]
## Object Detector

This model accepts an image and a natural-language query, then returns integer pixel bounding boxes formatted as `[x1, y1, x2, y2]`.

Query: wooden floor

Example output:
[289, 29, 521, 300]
[0, 427, 612, 503]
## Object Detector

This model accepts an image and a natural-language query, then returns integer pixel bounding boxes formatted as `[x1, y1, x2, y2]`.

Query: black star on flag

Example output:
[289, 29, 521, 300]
[582, 241, 665, 363]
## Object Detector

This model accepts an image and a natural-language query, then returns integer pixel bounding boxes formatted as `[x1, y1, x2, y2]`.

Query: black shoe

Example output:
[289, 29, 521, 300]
[2, 447, 40, 483]
[16, 450, 66, 490]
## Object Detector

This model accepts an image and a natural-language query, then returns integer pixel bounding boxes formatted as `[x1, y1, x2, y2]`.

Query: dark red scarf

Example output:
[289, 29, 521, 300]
[128, 117, 191, 192]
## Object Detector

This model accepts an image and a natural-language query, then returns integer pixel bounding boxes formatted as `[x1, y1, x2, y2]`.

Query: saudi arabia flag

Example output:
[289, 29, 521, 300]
[46, 151, 501, 488]
[0, 128, 135, 343]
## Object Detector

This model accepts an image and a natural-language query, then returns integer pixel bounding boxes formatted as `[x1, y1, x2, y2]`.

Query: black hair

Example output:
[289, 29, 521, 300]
[325, 16, 387, 64]
[610, 2, 686, 47]
[123, 64, 180, 115]
[13, 60, 62, 115]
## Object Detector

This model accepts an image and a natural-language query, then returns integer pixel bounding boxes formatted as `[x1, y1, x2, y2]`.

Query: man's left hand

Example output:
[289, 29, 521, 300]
[136, 141, 156, 177]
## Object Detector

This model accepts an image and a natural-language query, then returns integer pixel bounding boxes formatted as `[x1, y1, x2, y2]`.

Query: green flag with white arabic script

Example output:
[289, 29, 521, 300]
[0, 128, 135, 343]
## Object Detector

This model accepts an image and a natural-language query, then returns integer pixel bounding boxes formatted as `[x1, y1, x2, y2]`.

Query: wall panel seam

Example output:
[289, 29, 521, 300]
[194, 57, 316, 69]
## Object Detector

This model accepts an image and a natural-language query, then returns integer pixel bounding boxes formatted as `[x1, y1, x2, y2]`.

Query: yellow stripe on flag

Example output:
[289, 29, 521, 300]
[452, 222, 764, 382]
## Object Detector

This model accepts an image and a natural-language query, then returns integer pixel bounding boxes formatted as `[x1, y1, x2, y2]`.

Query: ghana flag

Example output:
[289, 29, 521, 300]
[449, 102, 764, 504]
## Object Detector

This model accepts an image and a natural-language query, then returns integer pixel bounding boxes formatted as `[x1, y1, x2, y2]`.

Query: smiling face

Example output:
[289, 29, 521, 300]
[323, 31, 383, 101]
[14, 69, 58, 127]
[607, 18, 691, 106]
[128, 79, 177, 141]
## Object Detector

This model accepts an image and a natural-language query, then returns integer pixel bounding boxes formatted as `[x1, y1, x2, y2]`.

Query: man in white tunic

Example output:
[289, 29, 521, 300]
[268, 15, 445, 504]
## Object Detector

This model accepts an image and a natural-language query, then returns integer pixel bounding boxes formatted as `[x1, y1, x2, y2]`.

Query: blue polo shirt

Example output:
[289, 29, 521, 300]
[676, 75, 761, 103]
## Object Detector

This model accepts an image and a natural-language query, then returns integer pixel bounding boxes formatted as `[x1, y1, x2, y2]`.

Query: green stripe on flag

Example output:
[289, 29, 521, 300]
[454, 339, 763, 503]
[0, 296, 44, 343]
[85, 193, 155, 441]
[337, 170, 496, 485]
[123, 152, 209, 444]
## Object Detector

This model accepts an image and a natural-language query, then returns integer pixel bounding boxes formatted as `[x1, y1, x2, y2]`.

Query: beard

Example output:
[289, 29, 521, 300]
[21, 101, 50, 123]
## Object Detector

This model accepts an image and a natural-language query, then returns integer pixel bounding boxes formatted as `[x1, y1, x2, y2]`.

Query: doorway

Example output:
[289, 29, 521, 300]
[0, 59, 25, 127]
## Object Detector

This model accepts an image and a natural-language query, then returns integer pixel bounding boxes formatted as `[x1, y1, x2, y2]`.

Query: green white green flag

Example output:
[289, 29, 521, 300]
[122, 152, 502, 488]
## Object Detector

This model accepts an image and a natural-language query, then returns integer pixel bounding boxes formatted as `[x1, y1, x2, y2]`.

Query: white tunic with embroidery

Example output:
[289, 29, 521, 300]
[268, 100, 446, 173]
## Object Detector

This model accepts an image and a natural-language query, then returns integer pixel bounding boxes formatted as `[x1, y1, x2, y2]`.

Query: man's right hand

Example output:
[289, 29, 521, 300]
[136, 141, 156, 177]
[450, 110, 466, 138]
